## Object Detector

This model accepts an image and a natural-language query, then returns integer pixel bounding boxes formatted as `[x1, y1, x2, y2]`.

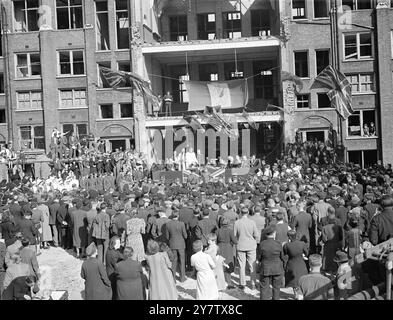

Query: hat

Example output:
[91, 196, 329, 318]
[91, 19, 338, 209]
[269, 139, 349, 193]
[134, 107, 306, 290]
[86, 242, 97, 257]
[264, 224, 276, 236]
[211, 203, 219, 211]
[333, 251, 349, 263]
[309, 254, 323, 267]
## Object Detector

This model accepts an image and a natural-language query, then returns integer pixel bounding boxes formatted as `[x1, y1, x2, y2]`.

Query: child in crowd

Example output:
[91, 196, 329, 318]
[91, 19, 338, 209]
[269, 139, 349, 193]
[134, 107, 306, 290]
[191, 240, 219, 300]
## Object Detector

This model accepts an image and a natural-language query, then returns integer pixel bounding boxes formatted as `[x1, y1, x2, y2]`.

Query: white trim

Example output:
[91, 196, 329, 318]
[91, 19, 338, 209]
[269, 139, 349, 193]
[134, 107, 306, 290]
[57, 49, 86, 76]
[343, 32, 373, 61]
[142, 38, 280, 54]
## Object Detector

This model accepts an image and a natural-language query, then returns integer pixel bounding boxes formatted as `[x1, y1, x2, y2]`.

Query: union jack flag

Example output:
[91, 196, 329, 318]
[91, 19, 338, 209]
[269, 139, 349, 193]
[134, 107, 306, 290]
[314, 65, 353, 120]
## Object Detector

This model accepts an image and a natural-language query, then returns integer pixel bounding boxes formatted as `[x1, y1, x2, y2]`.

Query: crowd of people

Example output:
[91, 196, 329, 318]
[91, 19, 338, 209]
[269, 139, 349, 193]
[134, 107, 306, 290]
[0, 139, 392, 300]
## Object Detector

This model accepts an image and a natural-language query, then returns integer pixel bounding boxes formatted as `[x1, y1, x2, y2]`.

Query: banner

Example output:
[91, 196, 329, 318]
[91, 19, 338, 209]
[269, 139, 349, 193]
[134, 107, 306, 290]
[184, 80, 249, 111]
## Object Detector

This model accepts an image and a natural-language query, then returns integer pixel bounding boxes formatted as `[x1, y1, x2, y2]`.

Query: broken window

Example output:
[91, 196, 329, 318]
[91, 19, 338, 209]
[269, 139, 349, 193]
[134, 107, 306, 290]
[58, 50, 85, 75]
[118, 61, 131, 72]
[253, 61, 275, 99]
[251, 10, 271, 36]
[199, 63, 218, 81]
[317, 93, 331, 108]
[197, 13, 216, 40]
[294, 51, 309, 77]
[56, 0, 83, 30]
[120, 103, 133, 118]
[314, 0, 329, 18]
[100, 104, 114, 118]
[292, 0, 306, 19]
[16, 53, 41, 78]
[344, 33, 372, 60]
[316, 49, 329, 74]
[14, 0, 39, 32]
[224, 62, 244, 80]
[223, 12, 242, 39]
[97, 62, 111, 88]
[96, 0, 110, 50]
[116, 0, 130, 49]
[170, 15, 188, 41]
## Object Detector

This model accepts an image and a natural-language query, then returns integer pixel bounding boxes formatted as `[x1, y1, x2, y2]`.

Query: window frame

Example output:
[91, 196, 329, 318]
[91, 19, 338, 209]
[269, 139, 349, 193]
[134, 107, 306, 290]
[296, 94, 310, 109]
[313, 0, 330, 19]
[343, 32, 373, 61]
[15, 52, 41, 78]
[250, 9, 271, 37]
[346, 73, 375, 94]
[55, 0, 84, 30]
[292, 0, 307, 20]
[95, 0, 110, 51]
[197, 13, 216, 40]
[13, 0, 40, 32]
[59, 88, 87, 109]
[346, 109, 377, 138]
[57, 50, 85, 76]
[100, 103, 114, 119]
[294, 50, 309, 78]
[19, 125, 45, 150]
[179, 74, 190, 103]
[342, 0, 373, 10]
[317, 92, 332, 108]
[16, 91, 43, 110]
[115, 0, 130, 49]
[315, 49, 330, 75]
[222, 11, 242, 39]
[120, 103, 134, 118]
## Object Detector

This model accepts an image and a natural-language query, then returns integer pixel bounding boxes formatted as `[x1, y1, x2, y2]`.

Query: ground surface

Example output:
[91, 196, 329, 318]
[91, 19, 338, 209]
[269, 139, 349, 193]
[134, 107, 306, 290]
[36, 247, 294, 300]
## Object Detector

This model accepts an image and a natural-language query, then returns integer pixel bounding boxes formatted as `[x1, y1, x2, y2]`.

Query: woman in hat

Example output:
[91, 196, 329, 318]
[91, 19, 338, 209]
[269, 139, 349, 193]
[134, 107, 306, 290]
[145, 240, 178, 300]
[114, 246, 145, 300]
[81, 242, 112, 300]
[283, 230, 308, 289]
[216, 217, 237, 289]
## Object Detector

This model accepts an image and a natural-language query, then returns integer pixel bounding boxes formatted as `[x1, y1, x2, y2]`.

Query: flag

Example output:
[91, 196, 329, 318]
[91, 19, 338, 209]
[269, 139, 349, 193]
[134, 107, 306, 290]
[100, 67, 160, 111]
[242, 110, 258, 130]
[183, 115, 204, 132]
[184, 80, 249, 111]
[281, 70, 304, 92]
[210, 167, 226, 179]
[207, 112, 223, 132]
[313, 65, 353, 120]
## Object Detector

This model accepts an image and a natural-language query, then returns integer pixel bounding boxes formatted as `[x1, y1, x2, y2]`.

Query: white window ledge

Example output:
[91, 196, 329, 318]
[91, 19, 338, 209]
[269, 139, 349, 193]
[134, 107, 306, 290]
[352, 92, 376, 96]
[15, 109, 43, 112]
[58, 106, 88, 110]
[57, 75, 87, 79]
[346, 136, 378, 140]
[14, 77, 42, 81]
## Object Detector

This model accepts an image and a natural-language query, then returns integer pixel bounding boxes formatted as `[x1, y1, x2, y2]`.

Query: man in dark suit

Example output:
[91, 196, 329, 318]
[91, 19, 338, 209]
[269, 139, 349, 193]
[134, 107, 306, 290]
[369, 194, 393, 245]
[291, 200, 312, 248]
[48, 198, 60, 247]
[20, 238, 40, 280]
[17, 211, 38, 253]
[179, 200, 194, 270]
[165, 211, 188, 282]
[258, 225, 285, 300]
[195, 209, 217, 248]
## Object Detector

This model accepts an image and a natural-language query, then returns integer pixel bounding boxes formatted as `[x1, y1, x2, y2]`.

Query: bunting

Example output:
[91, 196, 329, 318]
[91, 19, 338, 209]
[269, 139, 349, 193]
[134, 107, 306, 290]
[242, 110, 258, 130]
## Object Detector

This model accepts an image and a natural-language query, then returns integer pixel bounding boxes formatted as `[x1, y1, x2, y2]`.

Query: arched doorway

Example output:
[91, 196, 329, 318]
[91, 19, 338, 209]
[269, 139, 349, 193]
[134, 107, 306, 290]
[100, 124, 135, 152]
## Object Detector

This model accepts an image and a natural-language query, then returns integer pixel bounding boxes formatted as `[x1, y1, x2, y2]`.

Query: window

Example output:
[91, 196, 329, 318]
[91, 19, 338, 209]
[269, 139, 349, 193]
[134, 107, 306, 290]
[347, 73, 374, 93]
[63, 123, 88, 140]
[59, 89, 86, 108]
[170, 16, 188, 41]
[223, 12, 242, 39]
[77, 123, 88, 140]
[253, 61, 275, 99]
[317, 93, 331, 108]
[316, 50, 329, 75]
[17, 91, 42, 110]
[342, 0, 372, 10]
[118, 61, 130, 72]
[20, 125, 45, 149]
[197, 13, 216, 40]
[294, 51, 309, 77]
[58, 50, 85, 75]
[95, 0, 110, 50]
[296, 94, 310, 108]
[16, 53, 41, 78]
[13, 0, 39, 32]
[292, 0, 306, 19]
[347, 110, 376, 137]
[56, 0, 83, 30]
[0, 74, 4, 94]
[120, 103, 133, 118]
[0, 110, 6, 123]
[179, 74, 189, 103]
[97, 62, 111, 88]
[116, 0, 129, 49]
[314, 0, 329, 18]
[224, 62, 244, 80]
[251, 10, 271, 36]
[344, 33, 372, 60]
[100, 104, 113, 118]
[199, 64, 219, 81]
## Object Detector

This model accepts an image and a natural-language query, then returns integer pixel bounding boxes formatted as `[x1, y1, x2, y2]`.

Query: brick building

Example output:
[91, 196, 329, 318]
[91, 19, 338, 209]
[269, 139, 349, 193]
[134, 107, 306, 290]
[0, 0, 393, 167]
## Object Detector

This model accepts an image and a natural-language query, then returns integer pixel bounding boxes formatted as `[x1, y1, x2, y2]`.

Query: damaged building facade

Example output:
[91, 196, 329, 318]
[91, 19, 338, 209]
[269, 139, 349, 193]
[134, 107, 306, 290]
[0, 0, 393, 167]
